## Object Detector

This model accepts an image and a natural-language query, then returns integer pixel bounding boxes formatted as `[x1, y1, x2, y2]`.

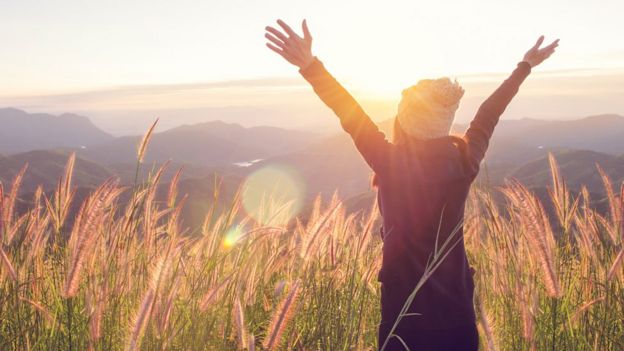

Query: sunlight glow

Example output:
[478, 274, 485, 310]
[241, 164, 305, 226]
[223, 224, 245, 248]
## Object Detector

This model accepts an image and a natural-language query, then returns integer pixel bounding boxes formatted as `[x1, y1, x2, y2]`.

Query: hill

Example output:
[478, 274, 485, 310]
[3, 110, 624, 223]
[248, 133, 374, 201]
[479, 114, 624, 164]
[508, 149, 624, 191]
[0, 108, 113, 154]
[250, 114, 624, 203]
[2, 151, 245, 230]
[80, 120, 318, 167]
[0, 150, 113, 193]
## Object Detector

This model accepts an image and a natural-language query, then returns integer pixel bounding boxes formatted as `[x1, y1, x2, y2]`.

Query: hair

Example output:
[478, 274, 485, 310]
[370, 118, 407, 188]
[391, 115, 410, 146]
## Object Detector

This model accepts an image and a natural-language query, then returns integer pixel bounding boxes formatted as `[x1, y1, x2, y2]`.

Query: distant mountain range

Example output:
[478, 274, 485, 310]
[249, 114, 624, 201]
[0, 150, 112, 193]
[3, 106, 623, 168]
[2, 107, 624, 226]
[247, 134, 374, 200]
[477, 114, 624, 164]
[509, 149, 624, 191]
[77, 120, 319, 167]
[0, 108, 113, 153]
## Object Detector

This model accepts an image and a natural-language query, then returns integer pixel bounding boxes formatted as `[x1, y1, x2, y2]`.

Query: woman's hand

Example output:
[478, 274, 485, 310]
[522, 35, 560, 67]
[265, 19, 315, 70]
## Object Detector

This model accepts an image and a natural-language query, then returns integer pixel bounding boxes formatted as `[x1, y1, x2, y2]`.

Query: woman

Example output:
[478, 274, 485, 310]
[265, 19, 558, 350]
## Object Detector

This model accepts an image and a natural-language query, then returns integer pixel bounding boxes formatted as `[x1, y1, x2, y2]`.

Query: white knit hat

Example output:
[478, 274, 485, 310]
[397, 78, 465, 140]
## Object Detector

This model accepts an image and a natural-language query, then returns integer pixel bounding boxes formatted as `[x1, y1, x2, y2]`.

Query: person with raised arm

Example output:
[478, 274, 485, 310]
[265, 19, 558, 350]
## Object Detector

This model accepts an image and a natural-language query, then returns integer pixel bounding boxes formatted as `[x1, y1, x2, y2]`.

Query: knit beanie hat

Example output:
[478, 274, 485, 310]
[397, 78, 465, 140]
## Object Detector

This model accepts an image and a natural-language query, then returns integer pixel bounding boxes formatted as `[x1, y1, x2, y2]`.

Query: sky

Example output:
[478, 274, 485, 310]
[0, 0, 623, 134]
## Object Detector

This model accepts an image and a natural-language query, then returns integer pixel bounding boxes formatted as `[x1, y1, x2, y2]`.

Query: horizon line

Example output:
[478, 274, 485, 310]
[1, 66, 623, 100]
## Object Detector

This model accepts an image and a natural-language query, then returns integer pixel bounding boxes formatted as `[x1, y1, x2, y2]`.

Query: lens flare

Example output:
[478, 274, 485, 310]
[223, 224, 245, 248]
[241, 164, 305, 226]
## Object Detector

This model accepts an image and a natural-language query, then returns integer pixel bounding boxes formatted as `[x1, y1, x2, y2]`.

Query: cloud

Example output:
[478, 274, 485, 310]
[1, 68, 623, 135]
[0, 77, 312, 111]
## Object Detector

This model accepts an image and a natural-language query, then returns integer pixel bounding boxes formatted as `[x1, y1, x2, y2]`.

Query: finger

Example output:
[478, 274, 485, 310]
[545, 47, 558, 57]
[265, 26, 289, 43]
[266, 42, 286, 57]
[302, 19, 312, 41]
[265, 33, 286, 48]
[543, 39, 560, 51]
[544, 45, 558, 57]
[532, 35, 545, 49]
[540, 53, 553, 63]
[539, 46, 558, 59]
[277, 19, 298, 38]
[542, 49, 556, 59]
[267, 43, 295, 63]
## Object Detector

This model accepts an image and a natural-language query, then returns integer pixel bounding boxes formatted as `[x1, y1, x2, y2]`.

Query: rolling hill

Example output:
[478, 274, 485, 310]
[3, 108, 624, 224]
[0, 150, 113, 193]
[508, 149, 624, 191]
[1, 150, 246, 230]
[251, 114, 624, 206]
[79, 120, 319, 167]
[477, 114, 624, 164]
[246, 133, 374, 201]
[0, 108, 113, 154]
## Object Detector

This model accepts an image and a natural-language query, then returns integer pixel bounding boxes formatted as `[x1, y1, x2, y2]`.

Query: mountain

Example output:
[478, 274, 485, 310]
[106, 161, 225, 185]
[252, 114, 624, 206]
[480, 114, 624, 164]
[249, 133, 372, 200]
[1, 150, 245, 230]
[80, 120, 319, 167]
[3, 110, 624, 224]
[508, 149, 624, 192]
[0, 108, 113, 154]
[0, 150, 113, 193]
[334, 114, 624, 172]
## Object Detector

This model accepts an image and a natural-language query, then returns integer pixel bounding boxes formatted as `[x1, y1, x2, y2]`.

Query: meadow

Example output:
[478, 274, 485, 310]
[0, 131, 623, 350]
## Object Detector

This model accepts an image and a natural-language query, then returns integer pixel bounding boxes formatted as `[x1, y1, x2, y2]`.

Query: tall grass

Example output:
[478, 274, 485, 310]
[0, 147, 623, 349]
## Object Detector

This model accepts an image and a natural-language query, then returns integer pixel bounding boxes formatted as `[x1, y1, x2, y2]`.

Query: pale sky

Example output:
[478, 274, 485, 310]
[0, 0, 623, 134]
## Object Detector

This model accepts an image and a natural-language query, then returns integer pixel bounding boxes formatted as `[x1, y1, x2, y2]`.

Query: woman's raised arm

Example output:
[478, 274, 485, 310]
[463, 36, 559, 170]
[265, 20, 391, 172]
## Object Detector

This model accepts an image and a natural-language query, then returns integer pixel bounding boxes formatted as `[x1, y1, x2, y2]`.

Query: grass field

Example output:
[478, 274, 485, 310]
[1, 146, 623, 350]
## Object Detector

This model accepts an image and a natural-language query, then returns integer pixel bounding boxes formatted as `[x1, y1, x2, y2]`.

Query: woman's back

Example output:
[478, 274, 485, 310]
[375, 136, 477, 330]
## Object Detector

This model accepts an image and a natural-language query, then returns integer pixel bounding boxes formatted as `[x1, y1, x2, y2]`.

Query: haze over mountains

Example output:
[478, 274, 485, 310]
[0, 150, 112, 193]
[2, 107, 624, 225]
[510, 150, 624, 191]
[78, 120, 319, 166]
[476, 114, 624, 164]
[0, 107, 113, 153]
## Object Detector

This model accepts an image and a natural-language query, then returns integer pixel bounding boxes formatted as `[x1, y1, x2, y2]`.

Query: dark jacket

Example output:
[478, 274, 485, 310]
[299, 58, 531, 330]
